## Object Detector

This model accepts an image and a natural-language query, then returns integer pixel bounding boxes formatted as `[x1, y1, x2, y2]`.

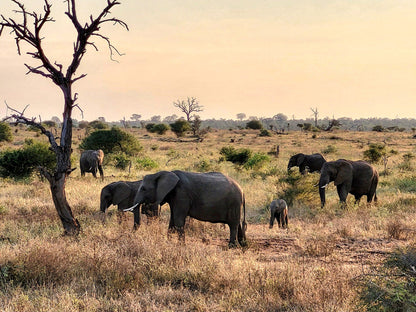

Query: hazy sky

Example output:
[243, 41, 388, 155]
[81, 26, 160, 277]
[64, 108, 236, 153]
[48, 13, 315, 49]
[1, 0, 415, 121]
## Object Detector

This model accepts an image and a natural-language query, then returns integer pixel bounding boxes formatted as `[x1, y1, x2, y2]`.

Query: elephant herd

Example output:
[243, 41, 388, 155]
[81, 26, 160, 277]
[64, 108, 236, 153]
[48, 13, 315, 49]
[94, 150, 378, 248]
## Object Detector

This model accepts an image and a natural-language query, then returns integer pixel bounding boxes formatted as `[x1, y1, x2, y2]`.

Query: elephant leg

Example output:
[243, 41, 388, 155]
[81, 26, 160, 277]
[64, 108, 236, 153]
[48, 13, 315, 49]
[98, 165, 104, 180]
[337, 185, 349, 205]
[277, 212, 282, 228]
[269, 213, 275, 229]
[237, 223, 247, 247]
[284, 213, 288, 229]
[133, 209, 141, 230]
[354, 195, 361, 205]
[228, 223, 238, 248]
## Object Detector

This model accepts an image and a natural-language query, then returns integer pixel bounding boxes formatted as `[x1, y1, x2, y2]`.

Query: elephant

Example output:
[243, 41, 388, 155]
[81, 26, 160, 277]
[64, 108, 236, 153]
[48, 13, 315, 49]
[125, 170, 247, 247]
[100, 180, 159, 229]
[319, 159, 378, 207]
[80, 149, 104, 180]
[269, 199, 288, 229]
[287, 153, 326, 174]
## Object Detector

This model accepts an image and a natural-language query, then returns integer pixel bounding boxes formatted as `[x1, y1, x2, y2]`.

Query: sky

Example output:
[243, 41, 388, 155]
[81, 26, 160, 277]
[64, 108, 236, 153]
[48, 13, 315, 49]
[1, 0, 416, 122]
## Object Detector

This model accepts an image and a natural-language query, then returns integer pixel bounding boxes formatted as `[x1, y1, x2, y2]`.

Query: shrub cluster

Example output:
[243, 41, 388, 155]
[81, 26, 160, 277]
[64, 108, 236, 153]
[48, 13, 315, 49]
[0, 139, 56, 179]
[246, 119, 263, 130]
[79, 126, 142, 156]
[363, 143, 386, 163]
[146, 123, 169, 135]
[170, 119, 190, 137]
[219, 146, 269, 170]
[0, 122, 13, 143]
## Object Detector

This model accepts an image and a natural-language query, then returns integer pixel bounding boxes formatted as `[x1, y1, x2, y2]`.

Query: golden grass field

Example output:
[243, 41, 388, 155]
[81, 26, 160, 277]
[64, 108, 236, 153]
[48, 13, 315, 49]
[1, 127, 416, 311]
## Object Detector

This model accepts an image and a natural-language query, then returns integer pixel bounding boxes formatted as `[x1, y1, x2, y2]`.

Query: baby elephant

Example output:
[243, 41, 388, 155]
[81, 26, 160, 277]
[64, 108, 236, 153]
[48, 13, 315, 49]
[269, 199, 288, 229]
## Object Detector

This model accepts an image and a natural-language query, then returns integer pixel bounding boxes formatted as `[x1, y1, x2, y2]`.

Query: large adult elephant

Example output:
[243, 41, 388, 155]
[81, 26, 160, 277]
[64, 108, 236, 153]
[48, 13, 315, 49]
[125, 170, 247, 247]
[287, 153, 326, 174]
[319, 159, 378, 207]
[80, 149, 104, 180]
[100, 180, 159, 229]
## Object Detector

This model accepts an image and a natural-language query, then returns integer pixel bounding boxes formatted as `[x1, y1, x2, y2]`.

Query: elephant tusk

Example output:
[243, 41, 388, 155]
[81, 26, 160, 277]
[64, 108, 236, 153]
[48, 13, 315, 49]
[313, 183, 319, 187]
[123, 203, 139, 212]
[321, 184, 328, 189]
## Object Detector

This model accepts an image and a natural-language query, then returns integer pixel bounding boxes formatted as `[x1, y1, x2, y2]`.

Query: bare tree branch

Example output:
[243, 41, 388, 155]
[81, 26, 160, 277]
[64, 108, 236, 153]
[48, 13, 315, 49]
[173, 97, 204, 121]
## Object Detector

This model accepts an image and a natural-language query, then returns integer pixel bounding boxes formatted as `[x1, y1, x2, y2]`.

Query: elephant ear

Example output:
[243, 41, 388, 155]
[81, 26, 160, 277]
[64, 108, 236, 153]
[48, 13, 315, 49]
[334, 162, 352, 186]
[155, 171, 179, 204]
[112, 182, 131, 205]
[296, 154, 305, 166]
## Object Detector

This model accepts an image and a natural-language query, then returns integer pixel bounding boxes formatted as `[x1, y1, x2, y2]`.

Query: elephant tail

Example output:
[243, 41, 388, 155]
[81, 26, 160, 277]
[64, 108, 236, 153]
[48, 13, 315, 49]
[374, 190, 377, 202]
[242, 194, 247, 232]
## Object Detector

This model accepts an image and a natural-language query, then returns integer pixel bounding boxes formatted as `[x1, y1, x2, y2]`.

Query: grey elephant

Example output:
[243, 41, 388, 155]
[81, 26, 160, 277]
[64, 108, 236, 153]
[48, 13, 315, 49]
[125, 170, 247, 247]
[100, 180, 159, 229]
[80, 149, 104, 180]
[287, 153, 326, 174]
[269, 199, 288, 229]
[319, 159, 378, 207]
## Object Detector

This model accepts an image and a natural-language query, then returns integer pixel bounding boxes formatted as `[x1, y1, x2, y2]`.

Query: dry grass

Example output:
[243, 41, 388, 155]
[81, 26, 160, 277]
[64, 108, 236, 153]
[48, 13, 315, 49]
[1, 128, 416, 311]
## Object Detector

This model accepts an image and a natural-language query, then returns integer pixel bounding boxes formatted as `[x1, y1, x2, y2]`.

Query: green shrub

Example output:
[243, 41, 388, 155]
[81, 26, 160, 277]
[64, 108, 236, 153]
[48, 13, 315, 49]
[170, 119, 190, 137]
[151, 123, 169, 135]
[145, 123, 155, 132]
[246, 120, 263, 130]
[244, 153, 270, 170]
[219, 146, 252, 165]
[113, 153, 131, 170]
[372, 125, 385, 132]
[322, 145, 337, 155]
[277, 172, 319, 207]
[0, 140, 56, 179]
[359, 245, 416, 311]
[259, 129, 271, 137]
[136, 156, 158, 170]
[363, 143, 386, 163]
[0, 122, 13, 143]
[89, 120, 109, 130]
[79, 126, 142, 156]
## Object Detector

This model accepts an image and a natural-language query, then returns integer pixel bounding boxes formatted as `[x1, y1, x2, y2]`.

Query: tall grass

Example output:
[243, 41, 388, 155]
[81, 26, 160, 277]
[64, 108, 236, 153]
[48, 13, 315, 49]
[1, 129, 416, 310]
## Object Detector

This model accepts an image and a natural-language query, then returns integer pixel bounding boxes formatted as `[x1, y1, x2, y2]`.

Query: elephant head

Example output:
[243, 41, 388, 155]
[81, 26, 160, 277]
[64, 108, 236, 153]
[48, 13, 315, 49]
[100, 181, 132, 213]
[132, 171, 179, 208]
[287, 153, 305, 173]
[319, 160, 353, 207]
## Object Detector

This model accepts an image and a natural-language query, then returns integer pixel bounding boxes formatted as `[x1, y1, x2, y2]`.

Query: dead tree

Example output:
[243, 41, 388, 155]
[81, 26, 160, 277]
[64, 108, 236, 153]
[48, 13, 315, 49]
[173, 97, 203, 121]
[310, 107, 319, 127]
[1, 0, 127, 235]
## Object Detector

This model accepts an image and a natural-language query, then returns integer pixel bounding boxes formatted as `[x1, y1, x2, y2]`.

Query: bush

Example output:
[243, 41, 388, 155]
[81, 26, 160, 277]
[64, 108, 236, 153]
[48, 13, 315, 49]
[145, 123, 155, 132]
[0, 139, 56, 179]
[322, 145, 337, 155]
[363, 143, 386, 163]
[170, 119, 190, 137]
[0, 122, 13, 143]
[359, 245, 416, 311]
[79, 126, 142, 156]
[259, 129, 271, 137]
[244, 153, 270, 170]
[219, 146, 252, 165]
[372, 125, 385, 132]
[246, 120, 263, 130]
[151, 123, 169, 135]
[89, 120, 109, 130]
[113, 152, 131, 170]
[136, 156, 158, 170]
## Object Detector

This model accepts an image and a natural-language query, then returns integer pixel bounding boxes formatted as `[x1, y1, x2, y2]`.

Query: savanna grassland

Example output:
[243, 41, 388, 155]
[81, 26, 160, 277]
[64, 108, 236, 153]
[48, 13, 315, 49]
[1, 127, 416, 311]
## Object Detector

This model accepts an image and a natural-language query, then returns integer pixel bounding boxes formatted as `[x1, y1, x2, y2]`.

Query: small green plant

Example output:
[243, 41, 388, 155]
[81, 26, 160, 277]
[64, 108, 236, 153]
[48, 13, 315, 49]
[322, 145, 337, 155]
[372, 125, 384, 132]
[244, 153, 270, 170]
[136, 156, 158, 170]
[259, 129, 271, 137]
[194, 159, 213, 172]
[0, 122, 13, 143]
[113, 153, 131, 170]
[359, 245, 416, 311]
[219, 146, 252, 165]
[363, 143, 386, 163]
[89, 120, 109, 130]
[151, 123, 169, 135]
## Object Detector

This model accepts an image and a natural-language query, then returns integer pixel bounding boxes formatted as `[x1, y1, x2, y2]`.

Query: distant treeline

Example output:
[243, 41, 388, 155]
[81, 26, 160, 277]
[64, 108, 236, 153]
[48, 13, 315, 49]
[56, 117, 416, 132]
